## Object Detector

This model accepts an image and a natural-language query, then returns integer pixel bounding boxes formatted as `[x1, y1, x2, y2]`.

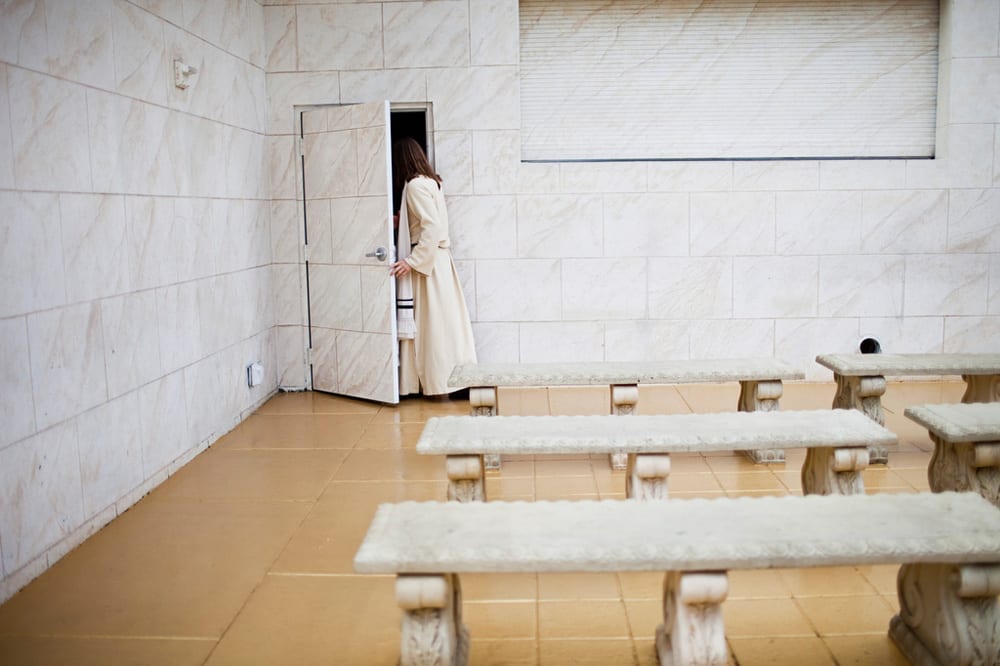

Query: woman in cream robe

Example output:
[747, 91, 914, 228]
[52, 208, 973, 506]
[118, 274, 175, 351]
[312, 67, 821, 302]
[389, 141, 477, 395]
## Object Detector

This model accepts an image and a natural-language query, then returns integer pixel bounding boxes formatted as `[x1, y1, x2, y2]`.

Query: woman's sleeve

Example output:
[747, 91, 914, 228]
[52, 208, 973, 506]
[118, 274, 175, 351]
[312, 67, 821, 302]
[403, 179, 446, 276]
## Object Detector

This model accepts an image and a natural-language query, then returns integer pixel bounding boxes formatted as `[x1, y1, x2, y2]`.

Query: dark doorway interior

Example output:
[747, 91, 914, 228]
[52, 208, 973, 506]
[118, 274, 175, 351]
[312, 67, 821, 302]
[390, 110, 428, 213]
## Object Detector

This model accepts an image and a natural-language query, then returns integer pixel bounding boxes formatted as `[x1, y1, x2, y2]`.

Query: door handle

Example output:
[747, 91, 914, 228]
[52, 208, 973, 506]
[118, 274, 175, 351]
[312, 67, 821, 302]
[365, 247, 388, 261]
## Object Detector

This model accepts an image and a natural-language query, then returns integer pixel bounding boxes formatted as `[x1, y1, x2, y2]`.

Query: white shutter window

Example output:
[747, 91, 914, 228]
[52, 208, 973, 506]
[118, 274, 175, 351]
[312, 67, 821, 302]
[519, 0, 939, 161]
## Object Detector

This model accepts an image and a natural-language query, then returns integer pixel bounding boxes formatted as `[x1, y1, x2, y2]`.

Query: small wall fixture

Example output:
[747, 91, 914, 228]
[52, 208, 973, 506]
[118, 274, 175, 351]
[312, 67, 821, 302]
[247, 362, 264, 387]
[859, 337, 882, 354]
[174, 59, 197, 89]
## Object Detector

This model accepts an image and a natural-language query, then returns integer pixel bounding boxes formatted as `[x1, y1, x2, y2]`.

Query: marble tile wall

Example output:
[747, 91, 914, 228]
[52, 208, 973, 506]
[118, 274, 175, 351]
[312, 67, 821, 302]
[0, 0, 273, 601]
[261, 0, 998, 394]
[6, 0, 996, 603]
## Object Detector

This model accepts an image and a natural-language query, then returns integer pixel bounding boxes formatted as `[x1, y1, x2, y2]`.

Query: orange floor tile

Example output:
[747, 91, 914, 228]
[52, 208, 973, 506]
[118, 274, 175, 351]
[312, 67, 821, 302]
[0, 381, 961, 665]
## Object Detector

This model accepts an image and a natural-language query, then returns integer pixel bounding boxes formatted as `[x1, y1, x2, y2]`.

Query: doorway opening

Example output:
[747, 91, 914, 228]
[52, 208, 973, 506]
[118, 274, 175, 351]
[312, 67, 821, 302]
[389, 108, 430, 214]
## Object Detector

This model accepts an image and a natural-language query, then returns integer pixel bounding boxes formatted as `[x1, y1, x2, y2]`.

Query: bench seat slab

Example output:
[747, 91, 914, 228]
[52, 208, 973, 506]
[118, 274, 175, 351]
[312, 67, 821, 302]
[354, 494, 1000, 574]
[419, 410, 895, 457]
[817, 353, 1000, 465]
[455, 360, 805, 470]
[816, 353, 1000, 378]
[358, 495, 1000, 666]
[450, 359, 805, 388]
[421, 410, 894, 500]
[906, 404, 1000, 509]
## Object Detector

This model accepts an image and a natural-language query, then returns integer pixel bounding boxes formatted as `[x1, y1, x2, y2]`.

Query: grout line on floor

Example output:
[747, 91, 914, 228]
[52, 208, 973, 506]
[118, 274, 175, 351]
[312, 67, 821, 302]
[200, 484, 324, 664]
[0, 633, 219, 641]
[267, 572, 389, 578]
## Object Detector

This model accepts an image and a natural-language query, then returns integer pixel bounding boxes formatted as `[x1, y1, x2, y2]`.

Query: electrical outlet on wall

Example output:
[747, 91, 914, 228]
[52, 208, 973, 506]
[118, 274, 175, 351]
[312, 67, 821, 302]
[247, 362, 264, 387]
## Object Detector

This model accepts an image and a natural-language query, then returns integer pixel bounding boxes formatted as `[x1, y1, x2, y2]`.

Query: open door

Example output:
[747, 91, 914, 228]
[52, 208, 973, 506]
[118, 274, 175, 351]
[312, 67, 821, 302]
[300, 101, 398, 403]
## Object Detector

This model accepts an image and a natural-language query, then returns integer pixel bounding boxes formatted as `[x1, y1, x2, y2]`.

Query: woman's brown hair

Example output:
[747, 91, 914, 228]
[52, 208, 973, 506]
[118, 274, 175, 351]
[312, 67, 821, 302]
[392, 137, 441, 198]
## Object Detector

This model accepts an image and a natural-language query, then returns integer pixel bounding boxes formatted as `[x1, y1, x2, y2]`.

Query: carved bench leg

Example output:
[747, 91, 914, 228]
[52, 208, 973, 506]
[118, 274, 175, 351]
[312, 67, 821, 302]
[610, 385, 639, 470]
[801, 446, 869, 495]
[397, 574, 469, 666]
[656, 571, 729, 666]
[890, 563, 1000, 666]
[469, 387, 501, 470]
[738, 379, 786, 464]
[832, 374, 889, 464]
[626, 453, 671, 500]
[928, 436, 1000, 508]
[962, 374, 1000, 403]
[446, 455, 486, 502]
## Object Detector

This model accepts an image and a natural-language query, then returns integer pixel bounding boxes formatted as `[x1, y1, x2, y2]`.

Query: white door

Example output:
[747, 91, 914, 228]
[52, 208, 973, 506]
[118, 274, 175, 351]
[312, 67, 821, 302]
[300, 101, 398, 403]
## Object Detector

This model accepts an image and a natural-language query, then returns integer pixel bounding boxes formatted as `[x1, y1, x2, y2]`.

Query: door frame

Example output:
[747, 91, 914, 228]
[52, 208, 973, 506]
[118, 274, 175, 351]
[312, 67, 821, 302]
[288, 102, 435, 396]
[390, 102, 435, 165]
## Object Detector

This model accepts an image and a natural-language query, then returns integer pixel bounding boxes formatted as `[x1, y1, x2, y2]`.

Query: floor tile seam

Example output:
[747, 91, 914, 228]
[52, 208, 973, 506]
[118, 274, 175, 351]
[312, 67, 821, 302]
[318, 439, 357, 494]
[144, 496, 318, 504]
[0, 632, 218, 642]
[534, 597, 629, 603]
[537, 633, 634, 641]
[729, 636, 841, 666]
[256, 410, 377, 416]
[464, 598, 553, 606]
[137, 496, 317, 505]
[267, 571, 379, 578]
[785, 592, 884, 599]
[207, 491, 321, 665]
[251, 411, 377, 419]
[536, 636, 636, 643]
[719, 594, 799, 601]
[788, 595, 854, 639]
[534, 571, 542, 664]
[204, 447, 355, 453]
[712, 468, 784, 475]
[209, 447, 356, 452]
[618, 593, 646, 655]
[723, 630, 820, 640]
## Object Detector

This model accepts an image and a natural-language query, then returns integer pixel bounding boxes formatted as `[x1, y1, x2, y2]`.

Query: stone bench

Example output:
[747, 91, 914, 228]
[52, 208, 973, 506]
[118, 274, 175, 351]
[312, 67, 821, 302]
[449, 358, 805, 467]
[815, 353, 1000, 466]
[354, 492, 1000, 666]
[417, 409, 896, 501]
[905, 402, 1000, 509]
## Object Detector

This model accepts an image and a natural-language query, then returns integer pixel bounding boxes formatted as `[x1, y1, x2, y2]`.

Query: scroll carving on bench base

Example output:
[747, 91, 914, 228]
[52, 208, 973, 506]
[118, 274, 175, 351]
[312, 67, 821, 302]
[962, 374, 1000, 403]
[832, 375, 889, 464]
[738, 380, 785, 464]
[446, 455, 485, 503]
[801, 447, 869, 496]
[929, 437, 1000, 509]
[626, 453, 671, 500]
[610, 384, 640, 470]
[656, 571, 729, 666]
[397, 574, 469, 666]
[469, 388, 501, 470]
[890, 563, 1000, 666]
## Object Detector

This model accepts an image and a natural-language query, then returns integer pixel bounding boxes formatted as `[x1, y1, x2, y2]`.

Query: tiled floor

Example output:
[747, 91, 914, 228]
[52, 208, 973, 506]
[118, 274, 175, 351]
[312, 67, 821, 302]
[0, 380, 966, 665]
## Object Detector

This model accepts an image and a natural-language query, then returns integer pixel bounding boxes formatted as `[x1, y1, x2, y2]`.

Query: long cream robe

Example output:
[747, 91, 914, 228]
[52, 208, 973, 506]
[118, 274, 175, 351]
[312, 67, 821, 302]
[399, 176, 477, 395]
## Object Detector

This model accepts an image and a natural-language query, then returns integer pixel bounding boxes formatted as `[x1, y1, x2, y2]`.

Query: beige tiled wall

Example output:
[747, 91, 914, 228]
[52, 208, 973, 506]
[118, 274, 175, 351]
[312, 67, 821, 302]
[0, 0, 273, 601]
[266, 0, 999, 381]
[3, 0, 1000, 605]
